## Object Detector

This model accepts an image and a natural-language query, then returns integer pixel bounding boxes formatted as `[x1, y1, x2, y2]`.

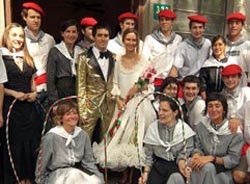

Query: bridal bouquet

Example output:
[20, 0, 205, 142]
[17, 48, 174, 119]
[136, 65, 157, 91]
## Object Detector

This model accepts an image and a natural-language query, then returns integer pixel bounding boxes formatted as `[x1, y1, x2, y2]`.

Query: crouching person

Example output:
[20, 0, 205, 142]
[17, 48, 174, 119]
[139, 96, 195, 184]
[190, 93, 244, 184]
[35, 101, 104, 184]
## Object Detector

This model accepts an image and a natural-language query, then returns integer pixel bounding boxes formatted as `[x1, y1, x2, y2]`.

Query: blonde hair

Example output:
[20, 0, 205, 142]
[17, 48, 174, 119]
[2, 22, 34, 68]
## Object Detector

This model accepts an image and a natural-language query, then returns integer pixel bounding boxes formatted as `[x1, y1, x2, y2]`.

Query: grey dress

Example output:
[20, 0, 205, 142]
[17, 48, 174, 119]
[190, 117, 244, 184]
[35, 126, 103, 184]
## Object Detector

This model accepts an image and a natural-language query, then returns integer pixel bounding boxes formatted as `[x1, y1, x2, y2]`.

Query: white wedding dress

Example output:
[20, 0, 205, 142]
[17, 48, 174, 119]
[93, 55, 157, 171]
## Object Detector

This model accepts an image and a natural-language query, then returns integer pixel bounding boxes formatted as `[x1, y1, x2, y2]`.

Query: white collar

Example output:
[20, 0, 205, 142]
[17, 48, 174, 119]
[49, 126, 82, 147]
[143, 119, 195, 152]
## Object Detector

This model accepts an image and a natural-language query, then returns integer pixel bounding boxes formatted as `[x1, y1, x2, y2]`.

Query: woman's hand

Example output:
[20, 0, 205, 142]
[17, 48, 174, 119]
[127, 85, 138, 99]
[191, 155, 213, 170]
[27, 91, 37, 102]
[14, 91, 28, 101]
[116, 97, 126, 111]
[179, 159, 192, 179]
[138, 172, 148, 184]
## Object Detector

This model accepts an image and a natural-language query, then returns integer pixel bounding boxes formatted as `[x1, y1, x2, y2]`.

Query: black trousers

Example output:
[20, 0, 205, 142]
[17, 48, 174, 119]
[147, 156, 182, 184]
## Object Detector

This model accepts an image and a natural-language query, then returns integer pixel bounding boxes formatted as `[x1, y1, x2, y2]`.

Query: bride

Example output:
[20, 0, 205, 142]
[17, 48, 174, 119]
[93, 28, 156, 184]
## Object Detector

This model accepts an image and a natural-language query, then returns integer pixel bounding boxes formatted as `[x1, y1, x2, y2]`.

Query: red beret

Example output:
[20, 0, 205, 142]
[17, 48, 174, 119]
[221, 64, 242, 76]
[80, 17, 97, 27]
[22, 2, 45, 16]
[118, 12, 138, 22]
[227, 12, 246, 22]
[188, 15, 208, 24]
[158, 9, 176, 19]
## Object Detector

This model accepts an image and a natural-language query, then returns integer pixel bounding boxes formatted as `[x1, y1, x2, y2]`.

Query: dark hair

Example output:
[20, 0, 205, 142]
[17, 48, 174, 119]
[212, 35, 226, 46]
[159, 95, 181, 119]
[160, 77, 179, 94]
[92, 23, 111, 37]
[60, 19, 79, 32]
[204, 93, 228, 118]
[189, 21, 205, 29]
[182, 75, 200, 88]
[122, 28, 140, 53]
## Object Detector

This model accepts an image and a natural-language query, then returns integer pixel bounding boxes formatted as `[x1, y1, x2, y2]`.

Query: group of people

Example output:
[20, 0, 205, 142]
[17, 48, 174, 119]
[0, 1, 250, 184]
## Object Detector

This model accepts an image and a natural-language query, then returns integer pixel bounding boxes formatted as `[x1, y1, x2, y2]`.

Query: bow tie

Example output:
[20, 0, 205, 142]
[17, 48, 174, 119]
[99, 51, 109, 59]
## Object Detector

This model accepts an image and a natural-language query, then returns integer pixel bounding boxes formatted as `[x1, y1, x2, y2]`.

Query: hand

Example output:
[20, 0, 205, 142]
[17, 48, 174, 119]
[182, 167, 192, 179]
[229, 118, 242, 133]
[14, 91, 28, 101]
[179, 159, 192, 179]
[127, 85, 138, 99]
[53, 105, 58, 115]
[0, 115, 3, 128]
[116, 98, 126, 111]
[27, 91, 37, 102]
[191, 155, 213, 170]
[138, 172, 148, 184]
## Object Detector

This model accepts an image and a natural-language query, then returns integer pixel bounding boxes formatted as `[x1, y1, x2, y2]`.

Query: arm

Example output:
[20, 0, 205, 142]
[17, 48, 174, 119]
[111, 62, 125, 110]
[46, 48, 59, 105]
[141, 35, 152, 61]
[77, 54, 88, 119]
[222, 133, 244, 169]
[169, 44, 185, 78]
[81, 132, 103, 180]
[27, 76, 37, 102]
[4, 88, 28, 101]
[0, 84, 4, 127]
[139, 144, 154, 184]
[35, 133, 53, 184]
[199, 68, 208, 100]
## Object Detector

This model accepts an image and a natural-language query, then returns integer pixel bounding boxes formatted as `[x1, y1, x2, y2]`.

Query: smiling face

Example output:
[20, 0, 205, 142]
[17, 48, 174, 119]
[190, 22, 205, 41]
[183, 82, 199, 104]
[23, 9, 41, 34]
[227, 19, 243, 40]
[61, 108, 79, 130]
[123, 32, 138, 53]
[7, 27, 25, 52]
[159, 17, 174, 34]
[82, 26, 95, 42]
[61, 25, 78, 46]
[222, 74, 241, 91]
[120, 18, 136, 34]
[158, 101, 178, 126]
[207, 100, 224, 124]
[212, 38, 226, 59]
[163, 83, 178, 98]
[94, 28, 110, 51]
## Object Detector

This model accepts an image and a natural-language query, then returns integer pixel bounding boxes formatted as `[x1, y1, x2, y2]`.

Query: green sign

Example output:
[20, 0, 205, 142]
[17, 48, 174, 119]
[153, 3, 171, 20]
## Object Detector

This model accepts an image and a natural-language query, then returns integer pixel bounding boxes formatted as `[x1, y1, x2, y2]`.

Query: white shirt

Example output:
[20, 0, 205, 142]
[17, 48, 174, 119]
[92, 46, 109, 82]
[226, 37, 250, 86]
[0, 55, 7, 83]
[237, 100, 250, 144]
[26, 32, 55, 91]
[142, 32, 182, 78]
[174, 38, 211, 80]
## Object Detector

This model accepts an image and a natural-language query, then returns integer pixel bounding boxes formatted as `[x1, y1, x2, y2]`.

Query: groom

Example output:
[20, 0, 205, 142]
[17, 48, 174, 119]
[77, 23, 116, 141]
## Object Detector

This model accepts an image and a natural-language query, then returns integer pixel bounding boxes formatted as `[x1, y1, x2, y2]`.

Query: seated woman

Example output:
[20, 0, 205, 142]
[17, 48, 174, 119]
[139, 96, 195, 184]
[35, 101, 103, 184]
[190, 93, 244, 184]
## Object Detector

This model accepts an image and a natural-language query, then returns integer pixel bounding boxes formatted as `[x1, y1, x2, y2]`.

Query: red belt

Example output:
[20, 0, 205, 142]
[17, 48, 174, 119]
[35, 73, 47, 85]
[241, 143, 250, 156]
